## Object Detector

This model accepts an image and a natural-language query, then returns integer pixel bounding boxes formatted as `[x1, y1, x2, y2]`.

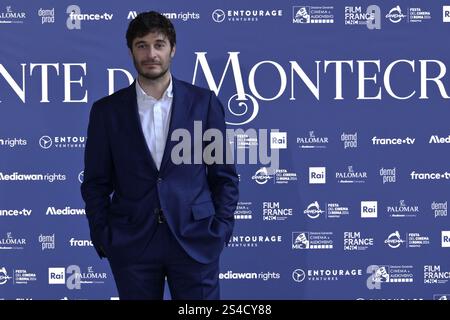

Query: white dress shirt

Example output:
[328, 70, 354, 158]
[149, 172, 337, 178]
[135, 76, 173, 170]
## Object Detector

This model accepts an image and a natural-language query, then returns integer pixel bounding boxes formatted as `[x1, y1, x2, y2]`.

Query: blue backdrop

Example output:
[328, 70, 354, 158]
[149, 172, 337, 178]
[0, 0, 449, 300]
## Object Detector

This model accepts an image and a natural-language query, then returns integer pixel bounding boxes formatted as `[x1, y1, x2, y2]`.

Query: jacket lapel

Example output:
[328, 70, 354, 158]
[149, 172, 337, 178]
[120, 81, 159, 172]
[159, 77, 193, 173]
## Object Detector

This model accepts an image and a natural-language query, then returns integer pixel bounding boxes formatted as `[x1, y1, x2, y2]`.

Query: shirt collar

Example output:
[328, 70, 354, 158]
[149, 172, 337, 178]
[136, 74, 173, 101]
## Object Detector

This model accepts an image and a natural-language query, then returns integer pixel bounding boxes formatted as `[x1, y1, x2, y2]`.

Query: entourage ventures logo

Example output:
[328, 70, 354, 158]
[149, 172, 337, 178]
[211, 8, 283, 23]
[39, 135, 86, 149]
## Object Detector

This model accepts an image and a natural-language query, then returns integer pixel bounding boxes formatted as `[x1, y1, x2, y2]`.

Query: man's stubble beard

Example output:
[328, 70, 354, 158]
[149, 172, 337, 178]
[134, 57, 171, 81]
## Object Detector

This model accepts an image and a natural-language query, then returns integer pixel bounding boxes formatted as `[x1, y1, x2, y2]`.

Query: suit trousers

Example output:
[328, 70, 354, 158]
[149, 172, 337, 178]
[108, 219, 220, 300]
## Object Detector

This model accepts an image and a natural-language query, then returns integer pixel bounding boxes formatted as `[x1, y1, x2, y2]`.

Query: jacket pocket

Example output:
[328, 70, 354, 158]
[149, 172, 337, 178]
[191, 201, 215, 220]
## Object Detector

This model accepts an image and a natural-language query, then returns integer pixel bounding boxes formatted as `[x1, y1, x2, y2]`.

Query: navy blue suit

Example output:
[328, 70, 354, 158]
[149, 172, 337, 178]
[81, 77, 239, 299]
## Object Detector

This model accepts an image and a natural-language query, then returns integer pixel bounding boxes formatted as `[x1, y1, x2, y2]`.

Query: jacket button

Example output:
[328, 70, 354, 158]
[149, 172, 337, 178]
[157, 177, 163, 183]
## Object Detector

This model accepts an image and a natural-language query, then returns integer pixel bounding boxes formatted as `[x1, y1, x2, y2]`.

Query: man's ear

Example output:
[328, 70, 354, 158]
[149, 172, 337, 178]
[170, 45, 176, 58]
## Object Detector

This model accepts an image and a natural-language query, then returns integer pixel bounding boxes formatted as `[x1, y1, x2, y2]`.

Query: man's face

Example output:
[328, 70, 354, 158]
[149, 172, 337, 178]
[130, 31, 175, 81]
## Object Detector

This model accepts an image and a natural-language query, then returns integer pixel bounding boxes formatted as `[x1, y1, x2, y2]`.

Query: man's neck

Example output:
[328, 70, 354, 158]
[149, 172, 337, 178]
[138, 72, 171, 100]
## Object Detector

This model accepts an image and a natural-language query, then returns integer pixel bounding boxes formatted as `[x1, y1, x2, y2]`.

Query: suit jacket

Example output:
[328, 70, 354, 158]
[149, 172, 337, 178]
[80, 77, 239, 264]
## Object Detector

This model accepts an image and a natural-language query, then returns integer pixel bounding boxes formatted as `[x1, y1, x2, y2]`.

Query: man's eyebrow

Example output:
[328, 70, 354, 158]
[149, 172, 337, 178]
[134, 40, 147, 45]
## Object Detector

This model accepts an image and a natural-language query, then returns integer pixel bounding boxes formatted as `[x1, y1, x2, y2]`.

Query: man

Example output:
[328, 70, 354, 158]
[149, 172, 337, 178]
[80, 11, 239, 300]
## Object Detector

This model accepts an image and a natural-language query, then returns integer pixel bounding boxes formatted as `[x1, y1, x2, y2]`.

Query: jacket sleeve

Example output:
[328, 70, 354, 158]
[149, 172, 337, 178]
[80, 101, 113, 258]
[205, 91, 239, 245]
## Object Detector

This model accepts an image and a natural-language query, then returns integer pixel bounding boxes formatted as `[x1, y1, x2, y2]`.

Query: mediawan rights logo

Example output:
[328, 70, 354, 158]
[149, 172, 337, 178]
[429, 134, 450, 144]
[66, 5, 113, 30]
[219, 271, 280, 281]
[292, 6, 334, 24]
[127, 10, 200, 21]
[46, 206, 86, 216]
[39, 135, 86, 149]
[0, 137, 27, 148]
[234, 201, 253, 220]
[366, 265, 414, 289]
[212, 8, 283, 23]
[0, 172, 66, 182]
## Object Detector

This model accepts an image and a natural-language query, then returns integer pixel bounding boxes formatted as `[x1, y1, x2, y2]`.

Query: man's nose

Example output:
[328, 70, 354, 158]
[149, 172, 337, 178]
[146, 47, 157, 59]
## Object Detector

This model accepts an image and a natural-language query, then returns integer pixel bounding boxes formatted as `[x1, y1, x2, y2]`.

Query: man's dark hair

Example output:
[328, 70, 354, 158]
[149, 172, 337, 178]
[126, 11, 176, 50]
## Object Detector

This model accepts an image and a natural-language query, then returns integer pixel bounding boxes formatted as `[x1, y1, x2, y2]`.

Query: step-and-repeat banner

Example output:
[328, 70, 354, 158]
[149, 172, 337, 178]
[1, 1, 450, 300]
